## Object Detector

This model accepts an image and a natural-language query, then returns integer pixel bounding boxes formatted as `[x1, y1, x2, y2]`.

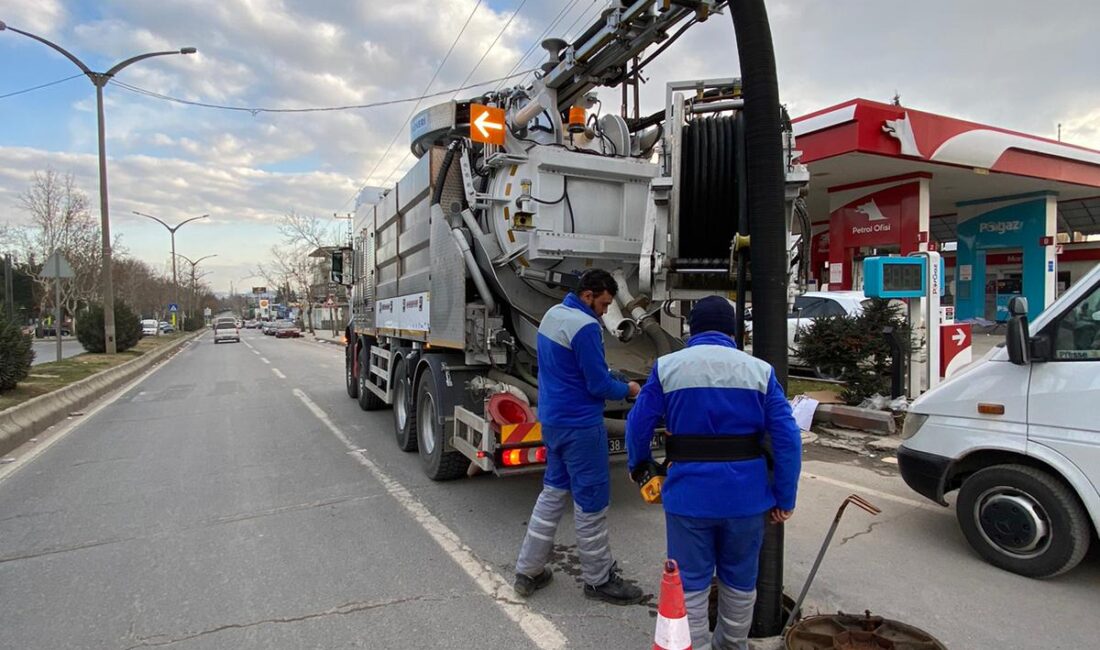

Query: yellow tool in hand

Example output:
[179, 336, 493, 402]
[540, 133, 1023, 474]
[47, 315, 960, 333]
[631, 459, 668, 505]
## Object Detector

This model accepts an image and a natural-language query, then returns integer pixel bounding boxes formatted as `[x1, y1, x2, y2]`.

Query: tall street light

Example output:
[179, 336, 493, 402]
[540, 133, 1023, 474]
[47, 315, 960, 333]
[133, 211, 208, 306]
[0, 21, 196, 354]
[174, 252, 216, 324]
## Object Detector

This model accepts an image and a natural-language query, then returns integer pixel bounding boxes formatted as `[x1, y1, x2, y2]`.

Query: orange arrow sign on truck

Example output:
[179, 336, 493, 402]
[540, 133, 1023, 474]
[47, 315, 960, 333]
[470, 104, 506, 145]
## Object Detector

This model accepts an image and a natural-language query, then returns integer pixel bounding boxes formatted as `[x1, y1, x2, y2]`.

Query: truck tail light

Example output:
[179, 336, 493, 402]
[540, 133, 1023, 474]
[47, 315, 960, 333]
[501, 447, 547, 467]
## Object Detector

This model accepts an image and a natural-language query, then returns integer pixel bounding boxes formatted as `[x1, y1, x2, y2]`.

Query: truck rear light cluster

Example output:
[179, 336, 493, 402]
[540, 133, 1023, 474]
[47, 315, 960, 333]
[501, 446, 547, 467]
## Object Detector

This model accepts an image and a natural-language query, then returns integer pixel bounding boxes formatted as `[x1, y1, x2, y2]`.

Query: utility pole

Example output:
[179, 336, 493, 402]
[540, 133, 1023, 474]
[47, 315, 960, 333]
[0, 21, 196, 354]
[3, 255, 13, 322]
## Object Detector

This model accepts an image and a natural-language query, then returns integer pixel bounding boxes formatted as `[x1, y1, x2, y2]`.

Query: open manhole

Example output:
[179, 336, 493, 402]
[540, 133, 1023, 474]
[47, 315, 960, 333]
[785, 611, 947, 649]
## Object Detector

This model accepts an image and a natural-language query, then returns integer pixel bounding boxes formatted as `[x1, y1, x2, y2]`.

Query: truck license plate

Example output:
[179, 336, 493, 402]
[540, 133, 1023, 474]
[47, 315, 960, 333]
[608, 433, 664, 454]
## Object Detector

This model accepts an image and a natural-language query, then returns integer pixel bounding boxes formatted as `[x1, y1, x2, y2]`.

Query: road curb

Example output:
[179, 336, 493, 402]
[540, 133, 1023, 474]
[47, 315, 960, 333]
[308, 334, 344, 347]
[0, 331, 203, 457]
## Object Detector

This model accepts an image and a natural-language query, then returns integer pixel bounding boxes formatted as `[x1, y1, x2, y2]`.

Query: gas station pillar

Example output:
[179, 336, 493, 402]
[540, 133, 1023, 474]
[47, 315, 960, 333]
[825, 175, 931, 290]
[954, 192, 1058, 322]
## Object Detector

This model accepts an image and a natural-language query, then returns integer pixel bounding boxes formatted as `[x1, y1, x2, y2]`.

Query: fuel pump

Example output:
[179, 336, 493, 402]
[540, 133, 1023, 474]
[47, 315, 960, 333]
[863, 252, 943, 397]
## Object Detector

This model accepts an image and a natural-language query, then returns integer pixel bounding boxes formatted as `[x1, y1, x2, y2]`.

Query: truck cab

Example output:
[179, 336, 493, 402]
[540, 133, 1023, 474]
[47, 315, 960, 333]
[898, 262, 1100, 578]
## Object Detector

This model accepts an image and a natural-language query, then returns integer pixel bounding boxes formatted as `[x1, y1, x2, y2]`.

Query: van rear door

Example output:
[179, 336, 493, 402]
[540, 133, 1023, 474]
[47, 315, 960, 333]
[1027, 271, 1100, 496]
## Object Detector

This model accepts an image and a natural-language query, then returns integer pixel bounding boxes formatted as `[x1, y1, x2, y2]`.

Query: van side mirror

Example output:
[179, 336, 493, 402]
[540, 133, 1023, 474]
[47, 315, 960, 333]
[1006, 315, 1030, 366]
[1008, 296, 1028, 318]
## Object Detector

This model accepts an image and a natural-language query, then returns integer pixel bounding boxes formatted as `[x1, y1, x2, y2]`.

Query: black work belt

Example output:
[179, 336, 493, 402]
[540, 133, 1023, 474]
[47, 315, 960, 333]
[664, 435, 764, 463]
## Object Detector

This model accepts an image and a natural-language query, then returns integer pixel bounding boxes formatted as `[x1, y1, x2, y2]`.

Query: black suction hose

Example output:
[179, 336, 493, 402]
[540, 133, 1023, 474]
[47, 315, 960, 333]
[729, 0, 789, 638]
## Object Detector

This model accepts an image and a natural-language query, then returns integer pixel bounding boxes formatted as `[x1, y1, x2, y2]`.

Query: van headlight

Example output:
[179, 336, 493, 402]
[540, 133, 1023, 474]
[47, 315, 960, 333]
[901, 413, 928, 440]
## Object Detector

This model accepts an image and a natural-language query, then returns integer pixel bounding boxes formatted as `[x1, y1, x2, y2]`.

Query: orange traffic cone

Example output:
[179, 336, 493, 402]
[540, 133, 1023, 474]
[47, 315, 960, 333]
[653, 559, 692, 650]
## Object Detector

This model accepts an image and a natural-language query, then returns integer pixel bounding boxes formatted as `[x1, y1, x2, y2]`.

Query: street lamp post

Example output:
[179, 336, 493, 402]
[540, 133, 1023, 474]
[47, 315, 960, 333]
[133, 211, 208, 307]
[0, 21, 195, 354]
[174, 252, 216, 324]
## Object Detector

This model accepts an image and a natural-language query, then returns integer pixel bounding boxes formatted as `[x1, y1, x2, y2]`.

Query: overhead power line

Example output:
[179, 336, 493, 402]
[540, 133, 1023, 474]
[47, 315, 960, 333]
[341, 0, 487, 209]
[495, 0, 583, 91]
[0, 73, 85, 100]
[106, 68, 535, 115]
[378, 0, 533, 190]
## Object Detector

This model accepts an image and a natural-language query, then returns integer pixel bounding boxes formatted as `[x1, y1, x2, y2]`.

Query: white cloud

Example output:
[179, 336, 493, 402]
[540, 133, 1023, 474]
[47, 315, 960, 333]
[2, 0, 1099, 295]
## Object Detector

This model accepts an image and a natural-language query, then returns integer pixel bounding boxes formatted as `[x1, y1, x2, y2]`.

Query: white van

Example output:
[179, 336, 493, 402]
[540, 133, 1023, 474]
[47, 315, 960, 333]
[899, 263, 1100, 578]
[140, 319, 160, 337]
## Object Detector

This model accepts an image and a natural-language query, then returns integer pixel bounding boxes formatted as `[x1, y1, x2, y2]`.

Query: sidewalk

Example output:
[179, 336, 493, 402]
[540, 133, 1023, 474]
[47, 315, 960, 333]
[307, 330, 345, 346]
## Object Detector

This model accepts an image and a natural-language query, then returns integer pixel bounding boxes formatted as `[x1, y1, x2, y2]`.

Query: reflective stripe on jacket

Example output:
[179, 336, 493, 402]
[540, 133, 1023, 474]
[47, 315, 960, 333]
[626, 331, 802, 518]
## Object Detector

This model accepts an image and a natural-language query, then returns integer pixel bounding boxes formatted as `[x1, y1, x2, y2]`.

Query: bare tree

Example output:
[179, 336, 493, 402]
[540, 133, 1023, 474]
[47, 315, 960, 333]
[14, 169, 101, 332]
[258, 211, 338, 334]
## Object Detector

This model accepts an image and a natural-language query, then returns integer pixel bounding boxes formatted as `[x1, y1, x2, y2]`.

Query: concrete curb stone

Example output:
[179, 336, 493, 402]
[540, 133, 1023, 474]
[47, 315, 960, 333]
[0, 332, 202, 457]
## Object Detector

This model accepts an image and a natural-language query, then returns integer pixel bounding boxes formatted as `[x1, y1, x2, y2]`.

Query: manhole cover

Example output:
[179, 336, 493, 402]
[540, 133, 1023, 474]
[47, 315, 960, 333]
[786, 611, 946, 649]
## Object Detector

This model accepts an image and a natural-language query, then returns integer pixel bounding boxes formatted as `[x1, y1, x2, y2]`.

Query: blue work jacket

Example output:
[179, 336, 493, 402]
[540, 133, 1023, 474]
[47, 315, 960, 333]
[626, 331, 802, 518]
[536, 293, 630, 428]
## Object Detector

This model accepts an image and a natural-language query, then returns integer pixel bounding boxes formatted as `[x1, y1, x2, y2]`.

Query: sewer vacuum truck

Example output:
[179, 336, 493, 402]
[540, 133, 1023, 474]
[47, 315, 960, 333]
[334, 0, 808, 482]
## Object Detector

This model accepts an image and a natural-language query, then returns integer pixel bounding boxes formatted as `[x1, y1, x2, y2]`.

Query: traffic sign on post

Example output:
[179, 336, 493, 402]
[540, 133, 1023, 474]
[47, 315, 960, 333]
[168, 303, 179, 313]
[470, 104, 506, 145]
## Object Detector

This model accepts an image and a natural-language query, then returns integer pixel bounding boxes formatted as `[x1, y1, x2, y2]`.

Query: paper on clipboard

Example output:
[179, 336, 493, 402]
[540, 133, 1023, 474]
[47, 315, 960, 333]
[789, 395, 820, 432]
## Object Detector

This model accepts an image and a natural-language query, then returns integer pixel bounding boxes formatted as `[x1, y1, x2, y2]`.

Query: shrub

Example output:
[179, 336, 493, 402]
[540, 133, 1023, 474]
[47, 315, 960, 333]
[76, 301, 142, 353]
[0, 311, 35, 391]
[796, 299, 916, 404]
[182, 312, 206, 332]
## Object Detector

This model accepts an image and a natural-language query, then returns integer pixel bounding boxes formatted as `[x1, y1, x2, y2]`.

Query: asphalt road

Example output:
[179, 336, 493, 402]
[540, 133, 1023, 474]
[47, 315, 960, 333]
[1, 330, 1098, 649]
[31, 339, 86, 365]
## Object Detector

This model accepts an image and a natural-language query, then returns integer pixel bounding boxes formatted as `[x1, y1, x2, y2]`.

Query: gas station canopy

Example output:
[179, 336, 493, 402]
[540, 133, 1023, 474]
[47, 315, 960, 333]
[794, 99, 1100, 241]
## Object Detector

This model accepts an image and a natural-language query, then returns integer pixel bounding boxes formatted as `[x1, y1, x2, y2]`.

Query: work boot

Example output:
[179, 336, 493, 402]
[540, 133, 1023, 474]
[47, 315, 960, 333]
[514, 568, 553, 597]
[583, 563, 644, 605]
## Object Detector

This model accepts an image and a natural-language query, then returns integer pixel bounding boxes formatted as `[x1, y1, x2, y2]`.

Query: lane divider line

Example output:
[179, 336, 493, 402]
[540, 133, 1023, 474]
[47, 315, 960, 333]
[260, 357, 270, 365]
[272, 368, 287, 379]
[0, 340, 191, 484]
[291, 389, 567, 650]
[802, 471, 946, 513]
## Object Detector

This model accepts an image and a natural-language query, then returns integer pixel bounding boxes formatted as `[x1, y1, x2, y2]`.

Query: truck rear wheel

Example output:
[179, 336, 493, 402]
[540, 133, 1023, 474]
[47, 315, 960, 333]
[357, 349, 386, 411]
[392, 358, 417, 452]
[345, 344, 358, 399]
[956, 464, 1091, 578]
[416, 370, 468, 481]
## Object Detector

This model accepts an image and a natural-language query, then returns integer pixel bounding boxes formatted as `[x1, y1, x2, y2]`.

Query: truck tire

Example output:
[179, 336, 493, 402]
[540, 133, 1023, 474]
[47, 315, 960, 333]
[392, 357, 417, 452]
[416, 370, 468, 481]
[956, 464, 1091, 578]
[345, 344, 358, 399]
[357, 349, 386, 412]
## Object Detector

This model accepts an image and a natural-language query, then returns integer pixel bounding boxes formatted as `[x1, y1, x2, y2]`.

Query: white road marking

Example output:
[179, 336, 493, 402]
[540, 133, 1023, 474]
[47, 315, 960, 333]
[0, 342, 189, 484]
[802, 471, 946, 513]
[272, 368, 286, 379]
[292, 389, 567, 650]
[260, 357, 270, 365]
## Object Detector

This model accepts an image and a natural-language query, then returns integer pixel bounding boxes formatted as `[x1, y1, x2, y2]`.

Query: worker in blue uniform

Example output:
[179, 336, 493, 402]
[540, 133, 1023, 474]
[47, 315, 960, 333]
[627, 296, 802, 649]
[514, 269, 644, 605]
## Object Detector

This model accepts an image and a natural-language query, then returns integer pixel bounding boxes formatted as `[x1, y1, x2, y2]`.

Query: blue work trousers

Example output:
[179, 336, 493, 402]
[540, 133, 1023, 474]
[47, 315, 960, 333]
[542, 424, 610, 513]
[666, 511, 766, 592]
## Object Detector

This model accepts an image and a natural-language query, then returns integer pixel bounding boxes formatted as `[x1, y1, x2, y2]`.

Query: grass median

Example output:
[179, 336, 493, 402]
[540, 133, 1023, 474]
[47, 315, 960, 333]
[0, 333, 193, 412]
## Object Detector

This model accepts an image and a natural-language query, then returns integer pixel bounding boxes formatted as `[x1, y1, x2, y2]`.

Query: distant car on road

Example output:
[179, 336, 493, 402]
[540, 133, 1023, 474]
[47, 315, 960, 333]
[159, 321, 175, 334]
[141, 319, 160, 337]
[274, 321, 301, 338]
[262, 320, 277, 335]
[213, 317, 240, 344]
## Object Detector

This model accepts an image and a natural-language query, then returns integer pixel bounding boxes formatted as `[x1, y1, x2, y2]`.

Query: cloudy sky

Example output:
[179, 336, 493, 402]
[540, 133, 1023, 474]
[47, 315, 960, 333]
[2, 0, 1098, 293]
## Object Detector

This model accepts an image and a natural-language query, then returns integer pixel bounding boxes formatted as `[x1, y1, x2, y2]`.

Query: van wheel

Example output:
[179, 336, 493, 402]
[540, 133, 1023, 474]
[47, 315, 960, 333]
[392, 358, 417, 452]
[345, 345, 358, 399]
[956, 464, 1091, 578]
[356, 349, 386, 412]
[416, 370, 468, 481]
